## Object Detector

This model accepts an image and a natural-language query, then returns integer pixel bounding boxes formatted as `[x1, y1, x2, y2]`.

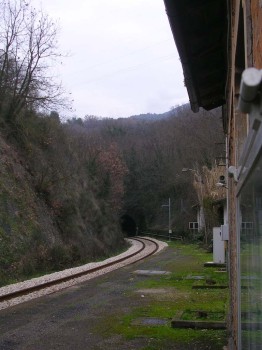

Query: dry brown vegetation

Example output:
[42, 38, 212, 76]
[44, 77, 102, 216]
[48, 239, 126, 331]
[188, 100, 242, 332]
[0, 0, 226, 285]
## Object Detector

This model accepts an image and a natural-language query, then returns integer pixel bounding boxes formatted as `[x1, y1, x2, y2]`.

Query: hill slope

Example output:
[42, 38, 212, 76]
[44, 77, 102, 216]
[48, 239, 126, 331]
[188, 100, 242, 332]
[0, 124, 125, 286]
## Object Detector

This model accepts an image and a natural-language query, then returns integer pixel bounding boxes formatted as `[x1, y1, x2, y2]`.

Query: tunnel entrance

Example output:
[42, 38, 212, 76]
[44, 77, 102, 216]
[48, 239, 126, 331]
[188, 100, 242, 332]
[120, 214, 137, 236]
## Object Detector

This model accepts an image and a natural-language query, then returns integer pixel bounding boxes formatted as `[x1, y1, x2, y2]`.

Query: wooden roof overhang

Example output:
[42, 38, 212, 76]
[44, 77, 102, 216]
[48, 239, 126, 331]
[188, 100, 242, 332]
[163, 0, 229, 113]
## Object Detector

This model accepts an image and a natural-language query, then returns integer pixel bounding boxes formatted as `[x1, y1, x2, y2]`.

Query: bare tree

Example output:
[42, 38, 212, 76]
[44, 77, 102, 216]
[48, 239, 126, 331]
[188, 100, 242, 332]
[192, 164, 227, 244]
[0, 0, 68, 122]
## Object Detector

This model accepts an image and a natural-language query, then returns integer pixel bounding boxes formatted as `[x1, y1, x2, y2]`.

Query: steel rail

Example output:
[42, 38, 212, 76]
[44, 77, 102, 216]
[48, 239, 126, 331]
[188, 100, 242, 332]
[0, 237, 159, 303]
[131, 236, 159, 261]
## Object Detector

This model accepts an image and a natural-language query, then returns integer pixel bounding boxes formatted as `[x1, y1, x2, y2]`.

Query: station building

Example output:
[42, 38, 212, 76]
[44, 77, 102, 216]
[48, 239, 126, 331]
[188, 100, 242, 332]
[163, 1, 262, 348]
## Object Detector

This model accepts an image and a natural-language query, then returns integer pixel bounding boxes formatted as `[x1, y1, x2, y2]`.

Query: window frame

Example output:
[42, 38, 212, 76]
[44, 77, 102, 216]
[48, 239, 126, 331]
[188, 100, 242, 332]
[236, 98, 262, 348]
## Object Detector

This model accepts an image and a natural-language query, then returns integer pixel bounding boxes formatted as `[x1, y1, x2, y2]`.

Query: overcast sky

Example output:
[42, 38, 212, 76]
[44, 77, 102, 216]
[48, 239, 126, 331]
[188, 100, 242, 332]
[33, 0, 188, 119]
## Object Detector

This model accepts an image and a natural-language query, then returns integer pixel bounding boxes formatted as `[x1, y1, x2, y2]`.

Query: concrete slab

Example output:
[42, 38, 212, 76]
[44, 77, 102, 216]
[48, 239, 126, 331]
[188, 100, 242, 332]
[131, 317, 169, 326]
[171, 319, 226, 329]
[136, 288, 172, 294]
[185, 275, 205, 280]
[192, 285, 228, 289]
[215, 269, 227, 273]
[171, 310, 226, 329]
[133, 270, 171, 276]
[204, 262, 226, 268]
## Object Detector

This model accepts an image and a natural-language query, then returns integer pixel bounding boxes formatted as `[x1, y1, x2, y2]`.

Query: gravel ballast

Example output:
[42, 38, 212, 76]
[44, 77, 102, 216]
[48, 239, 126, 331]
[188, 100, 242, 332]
[0, 237, 167, 310]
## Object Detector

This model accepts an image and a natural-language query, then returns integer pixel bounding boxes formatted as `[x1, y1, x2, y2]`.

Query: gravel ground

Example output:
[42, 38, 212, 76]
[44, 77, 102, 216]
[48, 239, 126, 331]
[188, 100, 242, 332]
[0, 237, 167, 311]
[0, 241, 225, 350]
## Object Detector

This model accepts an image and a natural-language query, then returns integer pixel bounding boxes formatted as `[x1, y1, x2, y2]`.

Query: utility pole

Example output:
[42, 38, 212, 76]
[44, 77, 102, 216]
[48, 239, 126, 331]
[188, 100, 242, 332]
[162, 197, 172, 241]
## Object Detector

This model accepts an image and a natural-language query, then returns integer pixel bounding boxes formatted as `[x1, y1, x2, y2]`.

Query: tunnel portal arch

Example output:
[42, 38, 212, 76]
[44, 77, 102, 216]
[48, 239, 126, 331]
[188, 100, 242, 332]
[120, 214, 137, 236]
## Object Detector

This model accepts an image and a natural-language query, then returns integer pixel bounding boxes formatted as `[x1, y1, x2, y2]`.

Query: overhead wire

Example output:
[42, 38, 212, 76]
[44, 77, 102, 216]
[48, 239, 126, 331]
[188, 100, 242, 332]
[82, 39, 172, 70]
[78, 53, 177, 85]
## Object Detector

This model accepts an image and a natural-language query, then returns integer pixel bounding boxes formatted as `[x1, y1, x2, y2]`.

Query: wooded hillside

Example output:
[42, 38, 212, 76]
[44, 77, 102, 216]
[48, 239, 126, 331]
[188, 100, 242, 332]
[0, 101, 225, 286]
[73, 105, 225, 235]
[0, 0, 225, 286]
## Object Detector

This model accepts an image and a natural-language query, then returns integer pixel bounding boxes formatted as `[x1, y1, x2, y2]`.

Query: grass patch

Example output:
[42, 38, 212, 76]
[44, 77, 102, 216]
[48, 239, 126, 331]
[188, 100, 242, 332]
[93, 241, 229, 348]
[95, 312, 227, 349]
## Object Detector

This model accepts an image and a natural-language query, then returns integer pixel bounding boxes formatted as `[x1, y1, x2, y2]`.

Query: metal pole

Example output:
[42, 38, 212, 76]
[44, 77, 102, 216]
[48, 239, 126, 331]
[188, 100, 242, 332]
[161, 198, 172, 242]
[168, 197, 171, 241]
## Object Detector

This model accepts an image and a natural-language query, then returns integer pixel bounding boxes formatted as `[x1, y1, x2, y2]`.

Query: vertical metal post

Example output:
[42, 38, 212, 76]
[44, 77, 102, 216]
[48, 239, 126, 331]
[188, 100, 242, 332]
[161, 198, 172, 241]
[168, 197, 172, 241]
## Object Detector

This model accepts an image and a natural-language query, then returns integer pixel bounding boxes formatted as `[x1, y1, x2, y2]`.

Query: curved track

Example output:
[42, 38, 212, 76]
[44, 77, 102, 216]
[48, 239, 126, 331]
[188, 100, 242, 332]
[0, 237, 161, 308]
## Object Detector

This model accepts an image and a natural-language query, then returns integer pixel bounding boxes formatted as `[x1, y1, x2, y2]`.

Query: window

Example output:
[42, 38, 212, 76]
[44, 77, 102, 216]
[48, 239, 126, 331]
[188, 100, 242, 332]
[239, 156, 262, 348]
[189, 222, 198, 230]
[237, 86, 262, 348]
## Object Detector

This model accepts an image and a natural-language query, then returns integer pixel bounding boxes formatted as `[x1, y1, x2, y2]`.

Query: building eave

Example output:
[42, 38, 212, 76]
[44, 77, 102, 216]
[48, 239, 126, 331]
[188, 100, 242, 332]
[163, 0, 229, 113]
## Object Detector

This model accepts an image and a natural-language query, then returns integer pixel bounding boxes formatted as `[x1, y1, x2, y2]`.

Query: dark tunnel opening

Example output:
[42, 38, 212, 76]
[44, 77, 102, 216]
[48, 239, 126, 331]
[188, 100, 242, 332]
[120, 214, 137, 236]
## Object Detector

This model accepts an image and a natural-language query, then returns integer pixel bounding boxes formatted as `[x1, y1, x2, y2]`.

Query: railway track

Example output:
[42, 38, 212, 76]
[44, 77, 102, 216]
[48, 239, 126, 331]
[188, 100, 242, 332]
[0, 237, 166, 310]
